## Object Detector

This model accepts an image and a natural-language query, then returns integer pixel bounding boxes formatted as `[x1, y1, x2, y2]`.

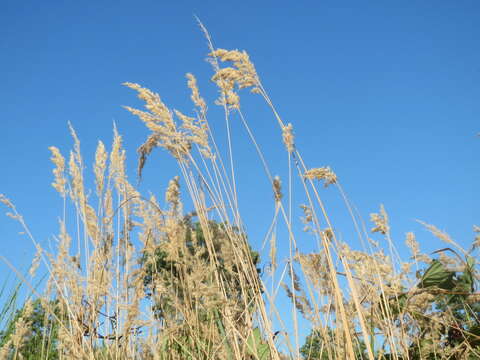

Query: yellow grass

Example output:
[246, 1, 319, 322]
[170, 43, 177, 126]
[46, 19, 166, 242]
[0, 25, 479, 360]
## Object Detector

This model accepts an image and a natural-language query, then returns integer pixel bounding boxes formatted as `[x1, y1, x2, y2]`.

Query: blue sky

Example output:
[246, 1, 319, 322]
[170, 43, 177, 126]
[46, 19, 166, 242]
[1, 0, 479, 349]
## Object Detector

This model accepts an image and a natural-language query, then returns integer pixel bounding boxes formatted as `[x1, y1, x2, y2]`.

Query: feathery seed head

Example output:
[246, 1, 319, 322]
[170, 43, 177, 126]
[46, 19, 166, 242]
[282, 123, 295, 153]
[273, 176, 282, 202]
[166, 176, 180, 208]
[186, 73, 207, 113]
[210, 48, 259, 109]
[29, 243, 42, 277]
[49, 146, 67, 196]
[405, 232, 420, 257]
[68, 150, 85, 204]
[124, 82, 192, 164]
[304, 167, 337, 187]
[473, 225, 480, 250]
[370, 205, 389, 235]
[94, 140, 107, 196]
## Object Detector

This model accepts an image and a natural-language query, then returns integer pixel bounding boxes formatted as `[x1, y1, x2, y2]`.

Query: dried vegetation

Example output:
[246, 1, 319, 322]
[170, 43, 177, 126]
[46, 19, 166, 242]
[0, 26, 478, 359]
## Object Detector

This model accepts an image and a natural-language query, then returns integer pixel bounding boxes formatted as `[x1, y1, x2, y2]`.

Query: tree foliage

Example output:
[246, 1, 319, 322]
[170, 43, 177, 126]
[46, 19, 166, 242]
[0, 299, 59, 360]
[300, 249, 480, 359]
[141, 218, 261, 320]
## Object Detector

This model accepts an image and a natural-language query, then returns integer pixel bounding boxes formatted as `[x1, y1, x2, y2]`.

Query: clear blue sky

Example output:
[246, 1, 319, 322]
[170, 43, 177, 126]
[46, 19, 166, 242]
[1, 0, 479, 347]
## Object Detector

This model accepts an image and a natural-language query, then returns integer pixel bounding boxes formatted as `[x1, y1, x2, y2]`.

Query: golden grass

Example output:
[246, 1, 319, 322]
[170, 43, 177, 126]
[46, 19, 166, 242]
[0, 26, 479, 360]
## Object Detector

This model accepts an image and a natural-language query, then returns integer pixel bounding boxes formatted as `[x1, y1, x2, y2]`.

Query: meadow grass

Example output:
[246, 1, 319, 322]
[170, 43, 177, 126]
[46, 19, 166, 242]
[0, 26, 479, 359]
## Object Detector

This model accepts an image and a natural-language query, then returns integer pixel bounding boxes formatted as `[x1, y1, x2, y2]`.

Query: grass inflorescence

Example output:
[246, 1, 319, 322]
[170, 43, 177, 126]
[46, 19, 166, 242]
[0, 26, 479, 360]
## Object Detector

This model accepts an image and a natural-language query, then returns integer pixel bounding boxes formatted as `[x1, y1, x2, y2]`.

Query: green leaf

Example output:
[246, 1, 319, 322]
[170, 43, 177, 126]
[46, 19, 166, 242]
[466, 324, 480, 347]
[459, 256, 476, 292]
[418, 260, 455, 289]
[246, 328, 271, 360]
[389, 293, 408, 316]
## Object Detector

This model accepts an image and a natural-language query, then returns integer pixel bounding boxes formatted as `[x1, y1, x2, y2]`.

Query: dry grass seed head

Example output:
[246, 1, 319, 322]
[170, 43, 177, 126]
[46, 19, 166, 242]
[94, 140, 107, 196]
[282, 123, 295, 153]
[418, 220, 460, 250]
[300, 204, 313, 233]
[209, 48, 259, 109]
[68, 150, 85, 204]
[304, 167, 337, 187]
[29, 243, 42, 278]
[296, 253, 332, 296]
[405, 232, 419, 257]
[136, 133, 160, 180]
[370, 204, 389, 235]
[472, 225, 480, 250]
[84, 204, 99, 244]
[272, 176, 282, 203]
[269, 233, 277, 272]
[210, 49, 259, 90]
[9, 300, 34, 352]
[166, 176, 180, 209]
[186, 72, 206, 113]
[123, 82, 176, 132]
[124, 83, 191, 163]
[175, 109, 212, 158]
[49, 146, 67, 196]
[109, 127, 127, 189]
[405, 231, 431, 264]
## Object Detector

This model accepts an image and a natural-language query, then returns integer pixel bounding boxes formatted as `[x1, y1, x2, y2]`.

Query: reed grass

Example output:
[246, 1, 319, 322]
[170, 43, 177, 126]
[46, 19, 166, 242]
[0, 25, 478, 359]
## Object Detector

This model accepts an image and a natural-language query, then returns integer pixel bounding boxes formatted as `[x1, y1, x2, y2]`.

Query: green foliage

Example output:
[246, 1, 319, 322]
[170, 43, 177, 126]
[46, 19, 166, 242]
[418, 259, 456, 290]
[386, 252, 479, 359]
[140, 219, 263, 358]
[246, 327, 271, 360]
[299, 251, 480, 360]
[300, 327, 367, 359]
[0, 298, 59, 360]
[0, 277, 22, 340]
[141, 219, 261, 319]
